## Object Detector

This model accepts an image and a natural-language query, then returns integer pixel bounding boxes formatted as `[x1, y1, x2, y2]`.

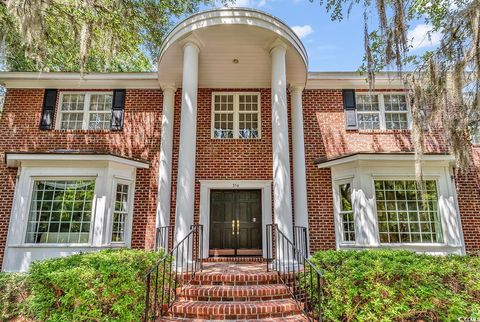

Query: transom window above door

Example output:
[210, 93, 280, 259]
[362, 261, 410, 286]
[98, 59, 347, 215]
[57, 92, 113, 130]
[212, 93, 261, 139]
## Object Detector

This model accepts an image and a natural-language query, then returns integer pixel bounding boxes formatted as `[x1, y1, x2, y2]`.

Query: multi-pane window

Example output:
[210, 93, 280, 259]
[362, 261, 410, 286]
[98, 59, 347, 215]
[339, 183, 355, 242]
[375, 180, 443, 244]
[111, 183, 130, 243]
[384, 95, 408, 129]
[25, 180, 95, 244]
[356, 94, 380, 130]
[212, 93, 260, 139]
[58, 92, 113, 130]
[355, 93, 409, 130]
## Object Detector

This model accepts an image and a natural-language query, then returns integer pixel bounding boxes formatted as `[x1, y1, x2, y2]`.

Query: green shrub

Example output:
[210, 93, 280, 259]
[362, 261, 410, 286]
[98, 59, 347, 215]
[28, 249, 166, 322]
[309, 250, 480, 322]
[0, 272, 32, 321]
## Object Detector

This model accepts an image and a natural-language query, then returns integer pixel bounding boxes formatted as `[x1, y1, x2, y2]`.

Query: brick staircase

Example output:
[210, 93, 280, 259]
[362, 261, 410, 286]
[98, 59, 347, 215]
[160, 258, 308, 321]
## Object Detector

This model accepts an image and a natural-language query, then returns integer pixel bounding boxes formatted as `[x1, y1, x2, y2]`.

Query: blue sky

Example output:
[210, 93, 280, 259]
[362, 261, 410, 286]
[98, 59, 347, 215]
[201, 0, 441, 72]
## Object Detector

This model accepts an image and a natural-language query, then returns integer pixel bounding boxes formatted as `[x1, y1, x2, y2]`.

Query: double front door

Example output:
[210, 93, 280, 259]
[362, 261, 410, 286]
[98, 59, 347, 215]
[209, 190, 262, 256]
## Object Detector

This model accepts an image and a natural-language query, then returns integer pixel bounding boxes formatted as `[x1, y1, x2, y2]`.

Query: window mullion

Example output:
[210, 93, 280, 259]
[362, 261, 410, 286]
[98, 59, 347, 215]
[378, 94, 386, 130]
[233, 94, 239, 139]
[83, 93, 91, 130]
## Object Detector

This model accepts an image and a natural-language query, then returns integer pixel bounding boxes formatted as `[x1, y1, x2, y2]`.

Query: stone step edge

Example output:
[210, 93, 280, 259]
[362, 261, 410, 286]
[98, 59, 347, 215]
[179, 284, 290, 300]
[170, 298, 301, 319]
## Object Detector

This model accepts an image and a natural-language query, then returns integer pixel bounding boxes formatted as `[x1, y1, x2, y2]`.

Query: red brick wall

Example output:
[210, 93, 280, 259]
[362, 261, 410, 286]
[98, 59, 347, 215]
[168, 89, 274, 229]
[302, 89, 479, 253]
[1, 86, 479, 270]
[0, 89, 163, 267]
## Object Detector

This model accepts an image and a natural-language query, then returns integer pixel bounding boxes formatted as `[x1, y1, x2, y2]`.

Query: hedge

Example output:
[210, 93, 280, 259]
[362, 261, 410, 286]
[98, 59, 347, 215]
[28, 249, 165, 322]
[309, 250, 480, 322]
[0, 272, 31, 321]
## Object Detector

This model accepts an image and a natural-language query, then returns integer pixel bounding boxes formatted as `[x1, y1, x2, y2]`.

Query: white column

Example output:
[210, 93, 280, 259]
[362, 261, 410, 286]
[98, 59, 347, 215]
[271, 42, 294, 240]
[174, 42, 199, 245]
[290, 86, 310, 235]
[156, 85, 176, 228]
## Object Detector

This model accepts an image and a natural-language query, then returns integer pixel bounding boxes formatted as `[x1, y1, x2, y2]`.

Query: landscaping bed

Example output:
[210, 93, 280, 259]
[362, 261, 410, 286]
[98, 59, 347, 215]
[309, 250, 480, 321]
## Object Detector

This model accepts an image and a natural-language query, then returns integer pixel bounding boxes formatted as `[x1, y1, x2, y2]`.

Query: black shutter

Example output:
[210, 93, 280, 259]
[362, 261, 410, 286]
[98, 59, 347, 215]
[111, 89, 126, 131]
[342, 89, 357, 130]
[39, 89, 58, 130]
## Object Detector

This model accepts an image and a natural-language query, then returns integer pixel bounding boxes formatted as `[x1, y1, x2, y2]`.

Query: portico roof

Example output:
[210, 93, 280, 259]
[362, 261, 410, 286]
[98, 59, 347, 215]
[157, 8, 309, 89]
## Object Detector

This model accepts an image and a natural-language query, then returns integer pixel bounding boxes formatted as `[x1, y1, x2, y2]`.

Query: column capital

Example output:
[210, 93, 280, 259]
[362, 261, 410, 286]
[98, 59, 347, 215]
[161, 84, 177, 93]
[288, 84, 304, 94]
[269, 38, 288, 55]
[181, 35, 202, 53]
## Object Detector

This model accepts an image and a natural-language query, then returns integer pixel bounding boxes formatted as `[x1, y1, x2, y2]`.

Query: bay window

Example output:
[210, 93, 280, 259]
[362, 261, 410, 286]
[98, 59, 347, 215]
[111, 183, 131, 243]
[375, 180, 443, 244]
[338, 182, 356, 242]
[25, 180, 95, 244]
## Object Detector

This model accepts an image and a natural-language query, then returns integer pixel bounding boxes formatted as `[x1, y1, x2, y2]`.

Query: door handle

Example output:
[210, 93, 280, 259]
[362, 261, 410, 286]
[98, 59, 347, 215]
[232, 220, 235, 235]
[236, 220, 240, 235]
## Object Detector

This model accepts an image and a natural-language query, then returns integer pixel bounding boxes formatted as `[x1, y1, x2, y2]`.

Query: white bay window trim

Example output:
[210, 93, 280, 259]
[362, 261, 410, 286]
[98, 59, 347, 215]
[107, 178, 135, 244]
[211, 92, 262, 139]
[355, 92, 411, 130]
[3, 153, 147, 272]
[55, 91, 113, 130]
[325, 154, 465, 255]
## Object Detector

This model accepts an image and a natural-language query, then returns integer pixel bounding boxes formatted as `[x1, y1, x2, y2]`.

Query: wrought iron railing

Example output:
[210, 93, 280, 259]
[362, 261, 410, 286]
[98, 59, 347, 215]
[266, 224, 323, 322]
[144, 224, 203, 321]
[294, 225, 309, 257]
[155, 225, 174, 251]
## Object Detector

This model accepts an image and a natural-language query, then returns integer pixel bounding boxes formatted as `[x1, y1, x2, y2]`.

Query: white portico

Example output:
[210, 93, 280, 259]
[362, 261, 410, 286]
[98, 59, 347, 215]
[155, 8, 309, 256]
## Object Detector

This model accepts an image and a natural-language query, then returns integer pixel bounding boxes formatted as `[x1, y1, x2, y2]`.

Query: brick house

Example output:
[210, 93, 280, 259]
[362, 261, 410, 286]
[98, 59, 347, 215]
[0, 8, 479, 272]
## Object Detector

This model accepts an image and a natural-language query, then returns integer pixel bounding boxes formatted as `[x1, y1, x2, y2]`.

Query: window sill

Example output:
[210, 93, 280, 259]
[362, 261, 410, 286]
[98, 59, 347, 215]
[53, 129, 118, 134]
[339, 242, 463, 251]
[347, 129, 411, 134]
[8, 243, 127, 249]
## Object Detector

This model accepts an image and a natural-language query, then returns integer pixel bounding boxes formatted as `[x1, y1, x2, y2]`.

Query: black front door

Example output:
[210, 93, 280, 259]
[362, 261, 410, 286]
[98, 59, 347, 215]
[209, 190, 262, 256]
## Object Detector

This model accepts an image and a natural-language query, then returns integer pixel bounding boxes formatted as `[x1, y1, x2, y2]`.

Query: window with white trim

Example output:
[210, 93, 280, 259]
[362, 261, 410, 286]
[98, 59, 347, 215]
[375, 180, 443, 243]
[111, 183, 130, 243]
[338, 182, 355, 242]
[25, 180, 95, 244]
[356, 93, 409, 130]
[58, 92, 113, 130]
[212, 93, 261, 139]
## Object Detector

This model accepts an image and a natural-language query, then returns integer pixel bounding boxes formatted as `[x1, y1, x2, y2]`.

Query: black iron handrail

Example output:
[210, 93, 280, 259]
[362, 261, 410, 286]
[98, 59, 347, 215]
[156, 225, 174, 251]
[294, 225, 309, 257]
[144, 224, 203, 321]
[266, 224, 323, 322]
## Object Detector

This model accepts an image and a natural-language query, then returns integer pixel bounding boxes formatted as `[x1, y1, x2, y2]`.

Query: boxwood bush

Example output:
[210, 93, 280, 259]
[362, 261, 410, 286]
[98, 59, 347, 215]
[0, 272, 32, 321]
[309, 250, 480, 322]
[28, 249, 165, 322]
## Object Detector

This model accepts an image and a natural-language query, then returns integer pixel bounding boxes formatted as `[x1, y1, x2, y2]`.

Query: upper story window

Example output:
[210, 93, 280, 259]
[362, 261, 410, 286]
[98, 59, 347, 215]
[356, 93, 409, 130]
[212, 92, 261, 139]
[57, 92, 113, 130]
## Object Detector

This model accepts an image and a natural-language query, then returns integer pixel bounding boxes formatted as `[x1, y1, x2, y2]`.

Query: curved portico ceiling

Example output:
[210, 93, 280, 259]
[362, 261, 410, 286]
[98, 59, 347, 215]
[157, 8, 308, 89]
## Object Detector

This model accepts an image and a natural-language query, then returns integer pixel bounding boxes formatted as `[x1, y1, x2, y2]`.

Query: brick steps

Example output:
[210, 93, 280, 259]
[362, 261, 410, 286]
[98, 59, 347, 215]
[203, 257, 267, 263]
[160, 314, 309, 321]
[170, 298, 301, 319]
[190, 271, 279, 286]
[163, 260, 308, 320]
[179, 284, 291, 301]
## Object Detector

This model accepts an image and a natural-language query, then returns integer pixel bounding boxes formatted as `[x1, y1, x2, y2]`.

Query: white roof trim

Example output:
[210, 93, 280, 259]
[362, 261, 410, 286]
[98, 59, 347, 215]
[0, 72, 159, 89]
[0, 71, 407, 89]
[317, 153, 455, 168]
[6, 153, 150, 169]
[306, 72, 406, 89]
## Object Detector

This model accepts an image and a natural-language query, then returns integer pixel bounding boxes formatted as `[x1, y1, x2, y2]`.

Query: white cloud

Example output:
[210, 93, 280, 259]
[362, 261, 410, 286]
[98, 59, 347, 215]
[291, 25, 314, 39]
[408, 24, 442, 50]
